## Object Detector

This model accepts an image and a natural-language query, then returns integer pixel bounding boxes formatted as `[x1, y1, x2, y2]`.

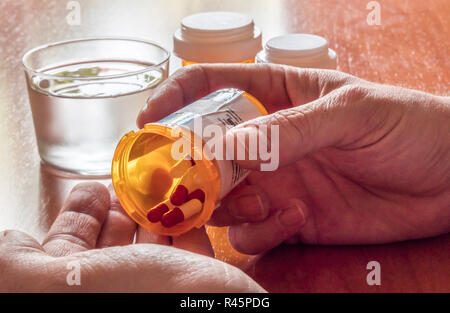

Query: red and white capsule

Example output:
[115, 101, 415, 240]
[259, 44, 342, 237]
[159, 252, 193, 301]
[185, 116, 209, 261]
[161, 199, 203, 228]
[146, 202, 170, 223]
[187, 189, 205, 203]
[170, 184, 189, 206]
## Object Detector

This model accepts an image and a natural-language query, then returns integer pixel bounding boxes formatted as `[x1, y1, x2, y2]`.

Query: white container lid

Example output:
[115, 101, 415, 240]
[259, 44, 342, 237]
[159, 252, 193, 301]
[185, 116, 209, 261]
[173, 11, 262, 63]
[256, 34, 337, 69]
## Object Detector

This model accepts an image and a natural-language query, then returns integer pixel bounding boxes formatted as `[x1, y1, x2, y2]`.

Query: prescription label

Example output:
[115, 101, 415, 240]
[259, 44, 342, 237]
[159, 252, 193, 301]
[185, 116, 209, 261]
[155, 88, 264, 197]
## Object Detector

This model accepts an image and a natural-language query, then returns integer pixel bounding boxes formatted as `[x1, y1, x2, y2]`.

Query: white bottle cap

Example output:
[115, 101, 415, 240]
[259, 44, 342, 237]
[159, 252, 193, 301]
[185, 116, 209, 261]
[256, 34, 337, 69]
[173, 11, 262, 63]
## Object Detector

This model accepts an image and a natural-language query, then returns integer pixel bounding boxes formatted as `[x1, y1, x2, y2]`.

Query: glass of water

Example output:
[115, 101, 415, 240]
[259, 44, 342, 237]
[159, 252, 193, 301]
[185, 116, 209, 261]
[23, 37, 169, 176]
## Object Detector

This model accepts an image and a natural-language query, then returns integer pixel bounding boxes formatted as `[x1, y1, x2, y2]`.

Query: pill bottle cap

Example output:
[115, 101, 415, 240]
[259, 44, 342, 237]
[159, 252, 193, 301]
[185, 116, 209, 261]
[173, 11, 262, 63]
[256, 34, 337, 69]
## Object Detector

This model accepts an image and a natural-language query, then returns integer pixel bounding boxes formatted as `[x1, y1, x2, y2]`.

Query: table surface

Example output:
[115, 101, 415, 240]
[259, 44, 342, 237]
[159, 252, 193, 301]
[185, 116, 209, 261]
[0, 0, 449, 292]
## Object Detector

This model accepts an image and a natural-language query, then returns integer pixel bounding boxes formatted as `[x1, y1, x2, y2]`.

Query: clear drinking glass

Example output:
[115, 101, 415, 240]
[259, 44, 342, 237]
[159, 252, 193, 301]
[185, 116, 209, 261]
[23, 37, 169, 176]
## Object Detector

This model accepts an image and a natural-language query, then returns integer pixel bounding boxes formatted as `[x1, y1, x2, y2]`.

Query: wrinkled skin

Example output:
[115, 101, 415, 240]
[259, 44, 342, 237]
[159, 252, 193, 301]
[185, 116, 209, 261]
[138, 64, 450, 255]
[1, 64, 448, 292]
[0, 183, 264, 292]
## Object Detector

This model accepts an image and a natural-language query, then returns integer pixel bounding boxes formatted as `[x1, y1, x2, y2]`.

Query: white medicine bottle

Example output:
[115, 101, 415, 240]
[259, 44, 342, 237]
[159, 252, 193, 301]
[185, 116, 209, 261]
[256, 33, 337, 69]
[173, 11, 262, 66]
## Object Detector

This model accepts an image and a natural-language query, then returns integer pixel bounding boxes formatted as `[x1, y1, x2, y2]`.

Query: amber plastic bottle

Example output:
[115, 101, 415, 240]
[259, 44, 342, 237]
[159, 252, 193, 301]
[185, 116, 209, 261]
[112, 89, 267, 236]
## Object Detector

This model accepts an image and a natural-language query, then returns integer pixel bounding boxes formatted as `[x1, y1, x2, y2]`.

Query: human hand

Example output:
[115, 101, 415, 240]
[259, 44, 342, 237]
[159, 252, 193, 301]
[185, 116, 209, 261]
[138, 63, 450, 254]
[0, 182, 264, 292]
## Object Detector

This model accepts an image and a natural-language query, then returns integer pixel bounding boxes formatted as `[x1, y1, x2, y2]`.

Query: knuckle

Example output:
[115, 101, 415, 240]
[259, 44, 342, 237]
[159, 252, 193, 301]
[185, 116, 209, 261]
[317, 70, 361, 95]
[272, 108, 313, 147]
[71, 183, 109, 207]
[325, 84, 372, 116]
[175, 63, 194, 76]
[336, 84, 370, 104]
[334, 70, 361, 85]
[72, 181, 106, 194]
[175, 63, 203, 80]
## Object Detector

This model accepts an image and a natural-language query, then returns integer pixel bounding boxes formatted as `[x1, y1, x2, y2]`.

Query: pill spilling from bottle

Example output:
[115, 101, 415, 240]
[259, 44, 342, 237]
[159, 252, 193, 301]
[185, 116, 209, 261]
[111, 88, 268, 236]
[140, 153, 206, 228]
[161, 198, 203, 228]
[146, 184, 206, 227]
[170, 184, 189, 206]
[146, 202, 170, 223]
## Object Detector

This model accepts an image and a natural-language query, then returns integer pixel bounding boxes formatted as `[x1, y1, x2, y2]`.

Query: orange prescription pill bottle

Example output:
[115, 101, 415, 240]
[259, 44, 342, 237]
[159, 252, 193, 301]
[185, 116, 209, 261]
[111, 89, 268, 236]
[256, 34, 337, 69]
[173, 11, 262, 66]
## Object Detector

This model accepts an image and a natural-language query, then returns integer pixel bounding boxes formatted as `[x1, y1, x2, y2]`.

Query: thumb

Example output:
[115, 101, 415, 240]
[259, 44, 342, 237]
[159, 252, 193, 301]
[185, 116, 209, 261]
[0, 230, 52, 292]
[225, 86, 367, 170]
[0, 229, 46, 253]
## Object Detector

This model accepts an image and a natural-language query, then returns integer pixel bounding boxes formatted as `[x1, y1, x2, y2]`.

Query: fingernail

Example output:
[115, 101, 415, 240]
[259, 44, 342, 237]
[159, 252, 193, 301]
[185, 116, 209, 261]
[229, 194, 264, 219]
[139, 96, 154, 119]
[279, 200, 306, 228]
[143, 96, 153, 111]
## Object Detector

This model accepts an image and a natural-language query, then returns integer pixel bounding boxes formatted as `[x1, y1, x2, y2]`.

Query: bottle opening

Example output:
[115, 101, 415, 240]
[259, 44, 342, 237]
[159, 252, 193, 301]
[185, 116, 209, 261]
[112, 125, 220, 236]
